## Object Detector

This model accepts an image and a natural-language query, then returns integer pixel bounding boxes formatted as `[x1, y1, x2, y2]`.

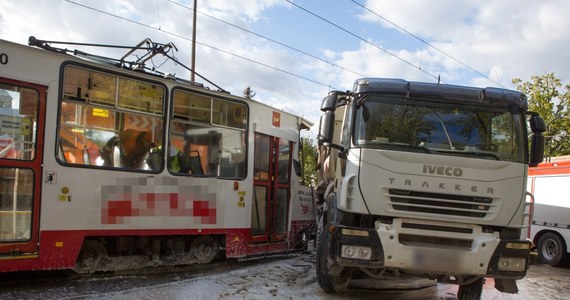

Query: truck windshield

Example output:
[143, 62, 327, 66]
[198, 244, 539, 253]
[353, 95, 526, 163]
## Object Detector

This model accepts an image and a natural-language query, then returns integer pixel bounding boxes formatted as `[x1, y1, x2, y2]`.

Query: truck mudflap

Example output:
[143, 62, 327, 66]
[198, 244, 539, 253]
[486, 240, 532, 279]
[328, 218, 531, 279]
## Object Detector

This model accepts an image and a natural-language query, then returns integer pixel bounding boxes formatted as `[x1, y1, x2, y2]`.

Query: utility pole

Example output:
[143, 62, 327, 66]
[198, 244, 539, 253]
[191, 0, 197, 81]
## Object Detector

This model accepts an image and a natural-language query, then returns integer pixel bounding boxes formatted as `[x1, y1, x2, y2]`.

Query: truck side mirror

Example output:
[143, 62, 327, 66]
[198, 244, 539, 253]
[321, 91, 349, 112]
[529, 133, 544, 167]
[529, 114, 546, 133]
[321, 93, 338, 112]
[528, 114, 545, 167]
[317, 111, 334, 145]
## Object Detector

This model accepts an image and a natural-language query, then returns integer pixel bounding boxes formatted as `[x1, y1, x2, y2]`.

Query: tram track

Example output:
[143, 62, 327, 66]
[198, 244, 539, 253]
[0, 252, 312, 299]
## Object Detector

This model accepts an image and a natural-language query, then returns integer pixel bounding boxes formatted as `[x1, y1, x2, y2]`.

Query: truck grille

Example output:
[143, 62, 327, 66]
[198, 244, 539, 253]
[387, 189, 494, 218]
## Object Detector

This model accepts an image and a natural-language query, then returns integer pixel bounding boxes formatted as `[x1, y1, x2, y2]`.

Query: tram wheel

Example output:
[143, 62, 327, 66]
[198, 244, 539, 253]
[191, 235, 219, 264]
[74, 239, 107, 273]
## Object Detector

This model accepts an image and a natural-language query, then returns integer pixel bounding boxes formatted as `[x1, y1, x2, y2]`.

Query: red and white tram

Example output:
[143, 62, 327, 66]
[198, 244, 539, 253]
[0, 37, 315, 272]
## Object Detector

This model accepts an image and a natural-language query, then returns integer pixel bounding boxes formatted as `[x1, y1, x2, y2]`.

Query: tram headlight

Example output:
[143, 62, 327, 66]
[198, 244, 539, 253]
[341, 245, 372, 260]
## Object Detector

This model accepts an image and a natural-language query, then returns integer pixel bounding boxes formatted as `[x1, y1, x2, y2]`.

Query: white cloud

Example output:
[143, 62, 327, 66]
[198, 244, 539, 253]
[357, 0, 570, 87]
[2, 0, 570, 138]
[201, 0, 285, 21]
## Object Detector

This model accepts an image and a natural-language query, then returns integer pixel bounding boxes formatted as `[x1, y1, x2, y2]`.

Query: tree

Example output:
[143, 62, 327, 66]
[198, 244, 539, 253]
[513, 73, 570, 158]
[300, 137, 318, 186]
[243, 86, 256, 99]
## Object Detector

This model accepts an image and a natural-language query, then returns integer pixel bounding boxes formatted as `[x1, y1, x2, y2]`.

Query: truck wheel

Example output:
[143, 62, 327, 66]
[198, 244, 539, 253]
[315, 213, 324, 250]
[457, 277, 483, 300]
[537, 232, 568, 267]
[316, 225, 351, 293]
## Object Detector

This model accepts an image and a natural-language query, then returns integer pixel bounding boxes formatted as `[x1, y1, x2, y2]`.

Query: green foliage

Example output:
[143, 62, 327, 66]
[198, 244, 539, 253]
[300, 137, 318, 186]
[513, 73, 570, 158]
[243, 86, 256, 99]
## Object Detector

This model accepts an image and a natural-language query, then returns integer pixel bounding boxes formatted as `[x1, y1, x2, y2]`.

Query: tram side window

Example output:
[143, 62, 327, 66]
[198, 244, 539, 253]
[58, 66, 165, 171]
[0, 84, 38, 161]
[169, 90, 247, 178]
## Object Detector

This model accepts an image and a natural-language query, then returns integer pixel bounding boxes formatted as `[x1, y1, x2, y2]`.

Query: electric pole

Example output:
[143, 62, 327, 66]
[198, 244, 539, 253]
[191, 0, 197, 81]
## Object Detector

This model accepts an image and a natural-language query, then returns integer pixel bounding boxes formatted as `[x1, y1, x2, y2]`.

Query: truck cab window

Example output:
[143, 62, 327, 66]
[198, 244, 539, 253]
[353, 96, 525, 163]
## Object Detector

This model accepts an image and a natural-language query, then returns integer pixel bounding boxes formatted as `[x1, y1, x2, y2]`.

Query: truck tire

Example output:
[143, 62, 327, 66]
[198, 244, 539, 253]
[316, 225, 351, 293]
[537, 232, 568, 267]
[457, 277, 483, 300]
[315, 212, 323, 251]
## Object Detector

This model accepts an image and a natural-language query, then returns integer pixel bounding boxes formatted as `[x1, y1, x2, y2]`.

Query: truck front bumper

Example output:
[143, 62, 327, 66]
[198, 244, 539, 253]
[329, 218, 531, 279]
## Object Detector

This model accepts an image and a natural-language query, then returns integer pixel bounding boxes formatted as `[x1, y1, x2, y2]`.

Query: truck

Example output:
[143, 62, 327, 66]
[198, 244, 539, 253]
[527, 156, 570, 267]
[314, 78, 545, 300]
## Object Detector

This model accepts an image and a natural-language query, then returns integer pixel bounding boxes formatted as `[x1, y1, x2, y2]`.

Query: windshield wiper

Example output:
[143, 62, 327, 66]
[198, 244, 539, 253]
[434, 149, 500, 160]
[364, 142, 432, 154]
[432, 109, 455, 150]
[461, 151, 500, 160]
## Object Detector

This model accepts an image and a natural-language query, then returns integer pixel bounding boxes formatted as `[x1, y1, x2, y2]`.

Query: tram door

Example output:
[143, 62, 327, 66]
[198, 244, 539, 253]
[0, 79, 45, 256]
[251, 133, 292, 243]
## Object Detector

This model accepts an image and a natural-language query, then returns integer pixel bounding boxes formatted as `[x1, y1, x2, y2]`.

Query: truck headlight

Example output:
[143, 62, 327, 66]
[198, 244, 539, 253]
[341, 245, 372, 260]
[497, 257, 526, 272]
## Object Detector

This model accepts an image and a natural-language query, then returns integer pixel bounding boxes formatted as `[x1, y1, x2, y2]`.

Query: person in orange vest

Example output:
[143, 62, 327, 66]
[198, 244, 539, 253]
[100, 129, 153, 169]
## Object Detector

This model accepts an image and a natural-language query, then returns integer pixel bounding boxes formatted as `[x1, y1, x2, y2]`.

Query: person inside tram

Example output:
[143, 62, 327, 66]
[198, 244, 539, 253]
[169, 130, 205, 175]
[169, 145, 192, 174]
[100, 129, 153, 169]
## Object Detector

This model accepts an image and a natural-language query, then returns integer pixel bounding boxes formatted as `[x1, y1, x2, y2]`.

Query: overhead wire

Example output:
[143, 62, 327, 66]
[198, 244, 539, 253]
[167, 0, 366, 79]
[349, 0, 504, 87]
[284, 0, 442, 83]
[64, 0, 339, 90]
[64, 0, 500, 89]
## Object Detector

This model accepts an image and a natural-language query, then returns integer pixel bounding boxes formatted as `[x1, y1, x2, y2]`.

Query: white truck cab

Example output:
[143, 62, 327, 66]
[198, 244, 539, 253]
[315, 78, 545, 300]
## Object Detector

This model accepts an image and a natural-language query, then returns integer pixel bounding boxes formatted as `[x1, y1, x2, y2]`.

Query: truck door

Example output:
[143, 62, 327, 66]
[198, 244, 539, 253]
[0, 78, 45, 256]
[251, 133, 292, 243]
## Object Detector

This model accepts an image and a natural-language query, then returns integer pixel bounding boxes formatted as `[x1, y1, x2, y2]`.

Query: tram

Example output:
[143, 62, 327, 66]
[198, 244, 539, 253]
[0, 37, 315, 272]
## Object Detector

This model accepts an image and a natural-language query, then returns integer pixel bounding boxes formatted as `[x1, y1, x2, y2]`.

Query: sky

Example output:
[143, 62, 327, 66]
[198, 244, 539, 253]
[1, 0, 569, 138]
